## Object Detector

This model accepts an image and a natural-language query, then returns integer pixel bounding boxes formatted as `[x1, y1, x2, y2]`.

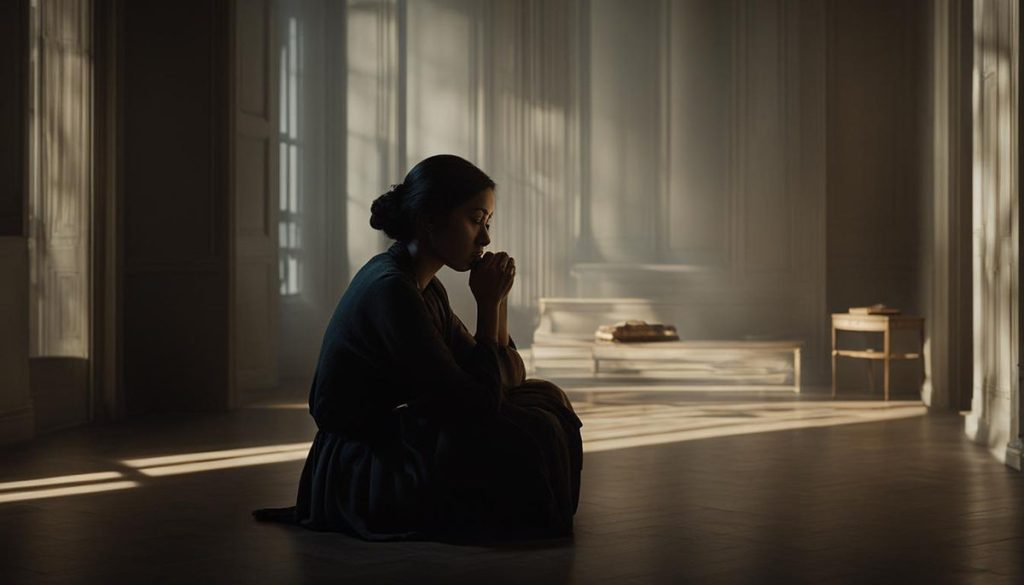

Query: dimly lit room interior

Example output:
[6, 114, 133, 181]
[1, 0, 1023, 582]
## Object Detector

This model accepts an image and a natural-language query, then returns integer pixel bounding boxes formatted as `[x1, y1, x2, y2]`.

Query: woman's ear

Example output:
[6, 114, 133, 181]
[413, 215, 435, 240]
[420, 212, 442, 233]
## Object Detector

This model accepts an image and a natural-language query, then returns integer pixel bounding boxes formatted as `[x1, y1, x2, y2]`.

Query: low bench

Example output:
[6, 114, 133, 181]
[590, 340, 802, 393]
[529, 339, 802, 393]
[529, 297, 803, 393]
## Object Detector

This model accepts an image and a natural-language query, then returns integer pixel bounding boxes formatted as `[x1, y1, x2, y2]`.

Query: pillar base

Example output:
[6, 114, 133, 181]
[1006, 438, 1023, 471]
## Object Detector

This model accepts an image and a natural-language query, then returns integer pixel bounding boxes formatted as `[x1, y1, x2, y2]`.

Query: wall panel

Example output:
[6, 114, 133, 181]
[234, 0, 279, 397]
[122, 0, 230, 413]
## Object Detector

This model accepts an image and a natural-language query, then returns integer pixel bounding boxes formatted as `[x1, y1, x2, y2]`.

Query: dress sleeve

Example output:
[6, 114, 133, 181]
[450, 312, 527, 390]
[369, 274, 504, 414]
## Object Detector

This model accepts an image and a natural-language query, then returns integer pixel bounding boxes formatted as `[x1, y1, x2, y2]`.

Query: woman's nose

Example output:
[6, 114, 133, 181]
[478, 231, 490, 247]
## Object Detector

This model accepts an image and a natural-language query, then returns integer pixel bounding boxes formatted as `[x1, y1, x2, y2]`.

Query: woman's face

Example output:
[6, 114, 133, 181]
[427, 187, 494, 272]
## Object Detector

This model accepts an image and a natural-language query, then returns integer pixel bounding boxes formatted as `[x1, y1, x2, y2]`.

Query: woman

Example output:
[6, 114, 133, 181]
[255, 154, 583, 543]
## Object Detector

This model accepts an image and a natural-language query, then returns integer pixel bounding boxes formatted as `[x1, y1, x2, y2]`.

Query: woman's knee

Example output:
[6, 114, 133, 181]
[507, 378, 574, 410]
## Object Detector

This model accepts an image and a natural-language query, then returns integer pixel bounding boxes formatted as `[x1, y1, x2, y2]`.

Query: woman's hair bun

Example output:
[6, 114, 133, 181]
[369, 183, 411, 239]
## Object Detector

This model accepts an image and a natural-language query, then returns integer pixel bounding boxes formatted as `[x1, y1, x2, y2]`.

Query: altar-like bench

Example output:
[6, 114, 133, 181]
[529, 297, 803, 392]
[591, 340, 801, 392]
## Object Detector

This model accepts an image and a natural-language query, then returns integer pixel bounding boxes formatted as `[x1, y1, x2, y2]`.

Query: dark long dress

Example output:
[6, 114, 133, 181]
[288, 242, 582, 542]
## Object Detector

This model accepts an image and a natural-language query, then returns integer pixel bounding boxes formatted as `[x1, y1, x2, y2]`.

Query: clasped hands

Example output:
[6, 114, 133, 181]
[469, 251, 515, 307]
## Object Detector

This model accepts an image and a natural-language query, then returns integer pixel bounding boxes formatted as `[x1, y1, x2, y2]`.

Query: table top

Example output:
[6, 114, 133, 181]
[831, 313, 924, 332]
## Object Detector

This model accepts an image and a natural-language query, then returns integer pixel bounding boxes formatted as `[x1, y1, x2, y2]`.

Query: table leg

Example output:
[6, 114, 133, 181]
[919, 322, 926, 392]
[831, 326, 838, 399]
[883, 323, 891, 401]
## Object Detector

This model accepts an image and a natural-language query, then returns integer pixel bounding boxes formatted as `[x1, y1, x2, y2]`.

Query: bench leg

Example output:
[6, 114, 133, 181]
[793, 348, 801, 393]
[831, 327, 838, 399]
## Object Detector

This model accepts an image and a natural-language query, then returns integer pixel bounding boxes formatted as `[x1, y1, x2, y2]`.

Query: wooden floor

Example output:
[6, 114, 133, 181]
[1, 386, 1022, 584]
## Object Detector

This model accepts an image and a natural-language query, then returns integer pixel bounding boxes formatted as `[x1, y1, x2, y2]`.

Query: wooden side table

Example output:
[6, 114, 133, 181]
[831, 314, 925, 400]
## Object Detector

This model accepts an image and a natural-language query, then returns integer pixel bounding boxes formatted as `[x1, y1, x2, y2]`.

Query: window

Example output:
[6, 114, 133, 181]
[28, 0, 92, 358]
[279, 16, 302, 296]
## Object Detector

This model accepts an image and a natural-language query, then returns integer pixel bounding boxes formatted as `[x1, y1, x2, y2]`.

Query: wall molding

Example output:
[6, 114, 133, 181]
[1007, 437, 1024, 470]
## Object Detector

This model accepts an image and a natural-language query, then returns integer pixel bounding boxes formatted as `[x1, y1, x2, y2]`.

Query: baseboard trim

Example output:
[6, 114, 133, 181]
[0, 404, 35, 444]
[1006, 439, 1024, 471]
[963, 412, 989, 445]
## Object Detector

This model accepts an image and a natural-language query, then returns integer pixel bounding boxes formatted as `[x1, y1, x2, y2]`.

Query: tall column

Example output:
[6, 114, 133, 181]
[966, 0, 1021, 470]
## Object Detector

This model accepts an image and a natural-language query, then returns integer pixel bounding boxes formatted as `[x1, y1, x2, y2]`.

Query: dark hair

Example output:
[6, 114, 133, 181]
[369, 154, 495, 242]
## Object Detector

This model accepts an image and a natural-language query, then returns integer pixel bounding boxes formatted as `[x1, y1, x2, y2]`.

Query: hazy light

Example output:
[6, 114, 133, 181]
[0, 481, 139, 504]
[121, 442, 311, 468]
[0, 471, 124, 491]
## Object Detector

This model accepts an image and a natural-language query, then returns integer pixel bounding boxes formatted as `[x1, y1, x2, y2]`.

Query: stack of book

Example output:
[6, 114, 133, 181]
[595, 320, 680, 342]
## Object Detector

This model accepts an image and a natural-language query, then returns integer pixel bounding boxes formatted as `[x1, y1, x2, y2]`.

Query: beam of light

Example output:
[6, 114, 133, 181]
[579, 402, 926, 453]
[120, 442, 312, 468]
[136, 449, 310, 477]
[0, 481, 139, 504]
[0, 471, 124, 491]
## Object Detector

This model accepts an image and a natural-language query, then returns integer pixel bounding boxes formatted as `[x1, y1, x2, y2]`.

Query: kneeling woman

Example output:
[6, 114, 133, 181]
[257, 154, 583, 542]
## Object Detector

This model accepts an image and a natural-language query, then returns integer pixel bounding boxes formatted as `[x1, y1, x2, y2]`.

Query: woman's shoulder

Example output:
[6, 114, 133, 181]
[350, 251, 417, 295]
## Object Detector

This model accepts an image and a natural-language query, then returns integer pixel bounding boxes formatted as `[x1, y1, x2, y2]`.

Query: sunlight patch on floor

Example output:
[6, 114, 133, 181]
[0, 480, 139, 504]
[121, 442, 312, 468]
[0, 471, 124, 491]
[576, 400, 926, 453]
[135, 449, 311, 477]
[0, 396, 926, 504]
